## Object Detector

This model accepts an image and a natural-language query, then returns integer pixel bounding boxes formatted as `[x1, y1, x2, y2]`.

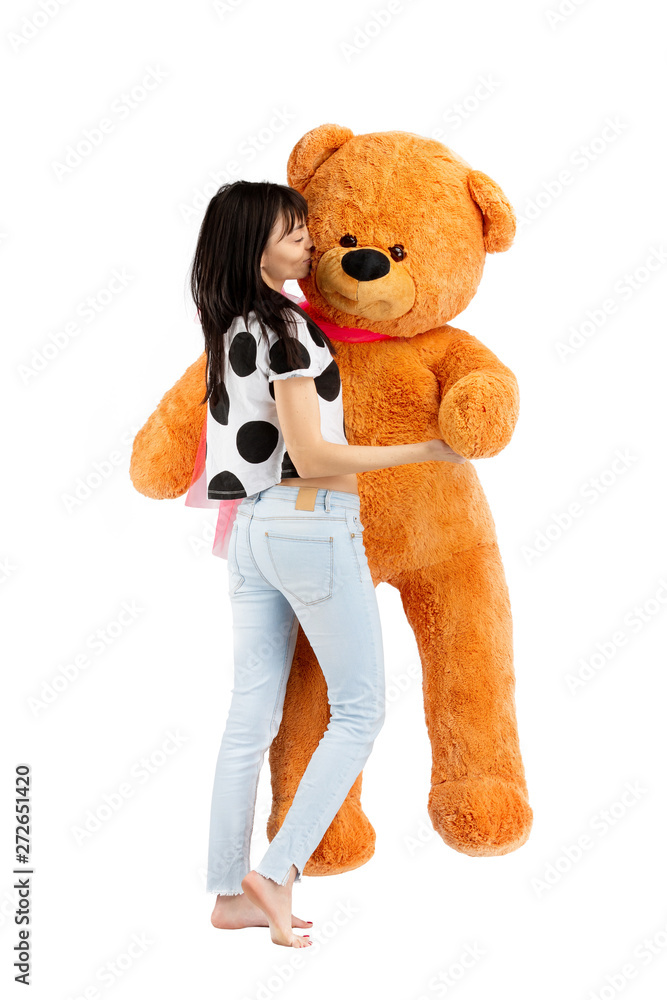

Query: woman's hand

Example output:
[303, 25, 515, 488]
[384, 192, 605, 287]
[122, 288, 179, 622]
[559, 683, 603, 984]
[422, 438, 468, 464]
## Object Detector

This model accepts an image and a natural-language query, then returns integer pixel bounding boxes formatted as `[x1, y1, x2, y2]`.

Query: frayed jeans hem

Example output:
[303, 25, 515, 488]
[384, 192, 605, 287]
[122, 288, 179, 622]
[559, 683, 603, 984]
[253, 863, 302, 887]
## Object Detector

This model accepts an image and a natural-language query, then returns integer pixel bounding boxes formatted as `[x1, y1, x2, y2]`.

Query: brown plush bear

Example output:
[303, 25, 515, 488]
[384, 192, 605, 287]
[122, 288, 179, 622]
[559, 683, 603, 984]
[130, 125, 532, 870]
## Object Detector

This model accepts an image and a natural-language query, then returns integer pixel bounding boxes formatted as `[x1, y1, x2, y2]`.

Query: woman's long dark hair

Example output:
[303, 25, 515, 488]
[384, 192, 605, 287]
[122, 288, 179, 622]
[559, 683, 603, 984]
[188, 180, 337, 408]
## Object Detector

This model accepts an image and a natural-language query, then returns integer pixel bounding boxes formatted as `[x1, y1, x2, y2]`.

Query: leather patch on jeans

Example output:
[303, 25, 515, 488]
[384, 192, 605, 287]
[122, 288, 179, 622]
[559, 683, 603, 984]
[294, 487, 318, 510]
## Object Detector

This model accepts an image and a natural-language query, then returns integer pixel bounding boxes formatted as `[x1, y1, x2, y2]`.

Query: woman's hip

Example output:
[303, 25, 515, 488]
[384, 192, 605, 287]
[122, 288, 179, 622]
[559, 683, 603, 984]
[239, 484, 360, 512]
[231, 485, 384, 718]
[234, 485, 369, 605]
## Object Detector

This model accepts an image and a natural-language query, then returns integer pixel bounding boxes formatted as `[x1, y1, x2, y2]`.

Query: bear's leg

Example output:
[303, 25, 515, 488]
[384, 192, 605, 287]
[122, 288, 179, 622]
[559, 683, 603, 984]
[397, 539, 533, 856]
[266, 624, 378, 876]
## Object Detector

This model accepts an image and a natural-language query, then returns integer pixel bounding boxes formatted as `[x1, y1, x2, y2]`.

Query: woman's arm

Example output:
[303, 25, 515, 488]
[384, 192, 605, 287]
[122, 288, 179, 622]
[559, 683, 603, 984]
[273, 376, 465, 478]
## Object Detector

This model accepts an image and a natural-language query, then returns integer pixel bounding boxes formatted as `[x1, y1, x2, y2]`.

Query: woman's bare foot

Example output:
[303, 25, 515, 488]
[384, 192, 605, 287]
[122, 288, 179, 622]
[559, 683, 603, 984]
[241, 866, 312, 948]
[210, 891, 313, 931]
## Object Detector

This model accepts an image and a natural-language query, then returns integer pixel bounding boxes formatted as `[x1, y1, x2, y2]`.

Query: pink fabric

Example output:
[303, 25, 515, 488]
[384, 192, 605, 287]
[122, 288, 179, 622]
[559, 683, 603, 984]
[185, 290, 398, 558]
[300, 299, 395, 343]
[184, 417, 241, 560]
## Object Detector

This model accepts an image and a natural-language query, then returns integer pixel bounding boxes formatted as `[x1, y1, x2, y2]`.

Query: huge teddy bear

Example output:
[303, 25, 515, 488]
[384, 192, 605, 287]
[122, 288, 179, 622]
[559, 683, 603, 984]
[130, 125, 533, 870]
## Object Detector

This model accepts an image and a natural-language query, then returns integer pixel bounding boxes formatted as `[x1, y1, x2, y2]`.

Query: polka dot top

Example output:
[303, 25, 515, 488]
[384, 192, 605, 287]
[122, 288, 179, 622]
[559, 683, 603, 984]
[205, 309, 348, 500]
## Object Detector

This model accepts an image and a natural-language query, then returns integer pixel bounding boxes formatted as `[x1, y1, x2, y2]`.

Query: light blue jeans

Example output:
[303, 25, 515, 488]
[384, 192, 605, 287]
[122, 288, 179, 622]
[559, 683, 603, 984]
[206, 485, 385, 894]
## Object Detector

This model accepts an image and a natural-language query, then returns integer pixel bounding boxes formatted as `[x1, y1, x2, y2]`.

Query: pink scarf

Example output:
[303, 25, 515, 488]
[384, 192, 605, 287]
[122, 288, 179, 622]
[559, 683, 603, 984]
[185, 293, 394, 558]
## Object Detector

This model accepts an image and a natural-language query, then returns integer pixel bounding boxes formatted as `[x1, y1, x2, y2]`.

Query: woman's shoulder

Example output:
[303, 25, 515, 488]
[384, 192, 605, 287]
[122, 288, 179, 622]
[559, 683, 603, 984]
[229, 306, 321, 351]
[226, 311, 263, 341]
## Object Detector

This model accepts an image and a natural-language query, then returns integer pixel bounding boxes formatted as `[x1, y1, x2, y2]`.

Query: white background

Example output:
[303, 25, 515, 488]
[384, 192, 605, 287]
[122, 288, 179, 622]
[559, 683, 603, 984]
[2, 0, 666, 997]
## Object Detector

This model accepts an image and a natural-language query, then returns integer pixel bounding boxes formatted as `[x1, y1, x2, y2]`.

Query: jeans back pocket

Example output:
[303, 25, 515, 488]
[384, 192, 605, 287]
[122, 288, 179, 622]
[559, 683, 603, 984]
[265, 531, 334, 605]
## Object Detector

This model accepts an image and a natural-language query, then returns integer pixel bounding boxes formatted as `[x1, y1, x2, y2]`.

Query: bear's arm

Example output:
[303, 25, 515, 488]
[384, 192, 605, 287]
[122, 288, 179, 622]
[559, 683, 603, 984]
[429, 328, 519, 459]
[129, 352, 207, 499]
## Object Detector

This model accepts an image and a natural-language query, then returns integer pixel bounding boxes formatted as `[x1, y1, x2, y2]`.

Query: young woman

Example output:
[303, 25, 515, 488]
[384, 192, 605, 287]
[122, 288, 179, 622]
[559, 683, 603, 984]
[190, 180, 465, 949]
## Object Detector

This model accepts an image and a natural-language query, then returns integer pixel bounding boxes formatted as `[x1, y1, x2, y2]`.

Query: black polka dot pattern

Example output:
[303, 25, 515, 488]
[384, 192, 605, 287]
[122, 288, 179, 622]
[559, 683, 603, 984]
[206, 310, 348, 500]
[229, 329, 257, 377]
[208, 470, 246, 498]
[236, 421, 279, 463]
[268, 337, 311, 377]
[209, 381, 230, 425]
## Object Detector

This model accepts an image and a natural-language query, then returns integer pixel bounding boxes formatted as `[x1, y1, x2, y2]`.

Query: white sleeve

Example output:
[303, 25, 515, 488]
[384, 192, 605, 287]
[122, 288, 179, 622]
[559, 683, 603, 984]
[267, 313, 332, 382]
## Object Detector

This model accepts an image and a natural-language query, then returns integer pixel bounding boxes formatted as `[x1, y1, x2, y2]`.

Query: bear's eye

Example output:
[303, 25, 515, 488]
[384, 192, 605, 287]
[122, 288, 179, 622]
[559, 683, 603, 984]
[340, 234, 357, 247]
[389, 244, 406, 262]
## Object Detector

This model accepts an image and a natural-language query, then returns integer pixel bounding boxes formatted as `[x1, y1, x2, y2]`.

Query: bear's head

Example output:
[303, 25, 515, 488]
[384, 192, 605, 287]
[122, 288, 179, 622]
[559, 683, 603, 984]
[287, 125, 515, 338]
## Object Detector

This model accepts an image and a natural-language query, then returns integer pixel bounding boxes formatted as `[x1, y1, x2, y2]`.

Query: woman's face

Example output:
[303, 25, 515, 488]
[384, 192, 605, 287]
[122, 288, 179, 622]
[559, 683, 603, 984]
[260, 214, 314, 291]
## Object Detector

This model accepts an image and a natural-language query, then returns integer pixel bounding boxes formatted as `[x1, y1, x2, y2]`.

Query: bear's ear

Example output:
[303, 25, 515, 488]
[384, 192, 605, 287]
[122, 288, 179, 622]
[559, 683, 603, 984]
[287, 124, 355, 193]
[467, 170, 516, 253]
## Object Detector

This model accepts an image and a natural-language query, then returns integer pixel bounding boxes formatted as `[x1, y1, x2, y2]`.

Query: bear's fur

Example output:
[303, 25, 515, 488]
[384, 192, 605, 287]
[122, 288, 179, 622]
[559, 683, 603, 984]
[130, 125, 532, 872]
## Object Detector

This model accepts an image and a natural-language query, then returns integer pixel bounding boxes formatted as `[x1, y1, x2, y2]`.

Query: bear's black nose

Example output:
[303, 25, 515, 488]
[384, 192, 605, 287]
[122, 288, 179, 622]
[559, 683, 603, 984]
[341, 248, 391, 282]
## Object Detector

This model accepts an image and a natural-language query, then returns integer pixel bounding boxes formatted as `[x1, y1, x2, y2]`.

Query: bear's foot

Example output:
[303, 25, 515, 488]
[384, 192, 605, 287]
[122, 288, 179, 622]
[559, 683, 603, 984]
[428, 776, 533, 857]
[268, 795, 377, 877]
